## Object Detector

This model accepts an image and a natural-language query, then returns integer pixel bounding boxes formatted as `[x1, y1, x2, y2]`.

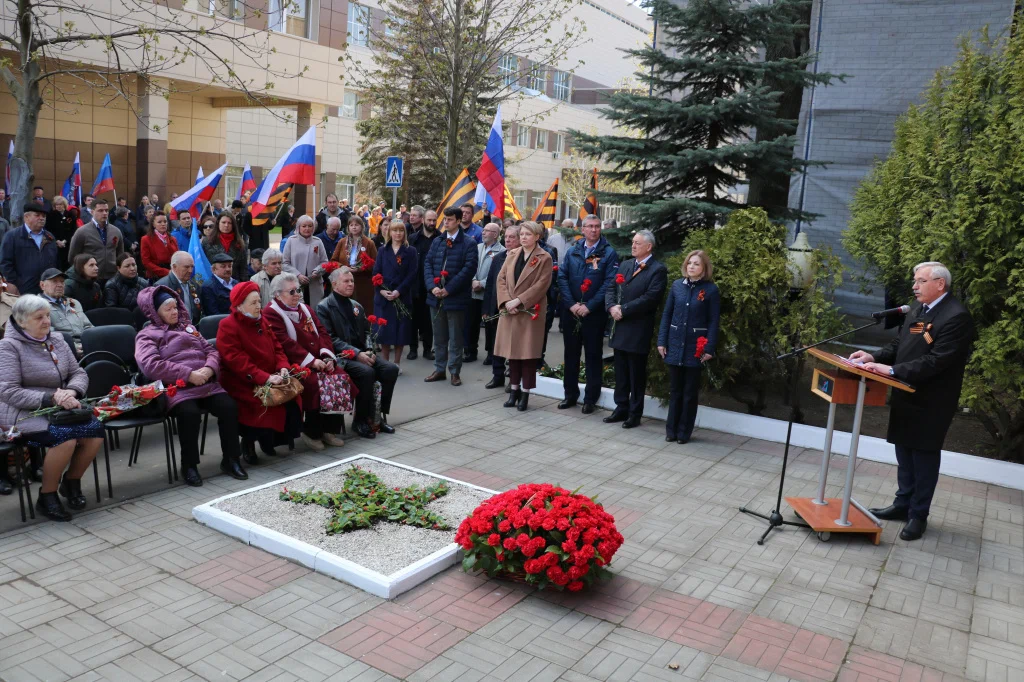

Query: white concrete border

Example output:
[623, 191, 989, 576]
[192, 455, 497, 598]
[535, 376, 1023, 492]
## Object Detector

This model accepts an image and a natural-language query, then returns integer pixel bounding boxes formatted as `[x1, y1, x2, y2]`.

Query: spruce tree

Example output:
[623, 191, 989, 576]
[571, 0, 839, 246]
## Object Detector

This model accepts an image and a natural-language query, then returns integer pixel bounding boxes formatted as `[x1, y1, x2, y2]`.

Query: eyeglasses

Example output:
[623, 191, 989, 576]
[913, 277, 941, 285]
[203, 224, 215, 229]
[284, 288, 301, 296]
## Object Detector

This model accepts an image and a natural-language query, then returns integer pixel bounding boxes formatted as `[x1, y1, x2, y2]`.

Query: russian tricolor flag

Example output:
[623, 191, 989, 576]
[237, 163, 257, 200]
[61, 152, 82, 207]
[249, 128, 316, 217]
[172, 163, 228, 218]
[473, 105, 506, 219]
[92, 153, 115, 196]
[196, 166, 205, 183]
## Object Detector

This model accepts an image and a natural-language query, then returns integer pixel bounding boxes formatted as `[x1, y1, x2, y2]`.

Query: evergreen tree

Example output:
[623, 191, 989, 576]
[571, 0, 839, 246]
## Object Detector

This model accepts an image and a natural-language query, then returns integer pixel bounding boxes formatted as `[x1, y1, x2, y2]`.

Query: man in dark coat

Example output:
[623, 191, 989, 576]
[482, 224, 519, 389]
[154, 251, 203, 322]
[200, 253, 236, 316]
[557, 214, 619, 414]
[317, 266, 399, 439]
[853, 261, 975, 541]
[604, 229, 668, 429]
[0, 204, 57, 295]
[406, 208, 438, 360]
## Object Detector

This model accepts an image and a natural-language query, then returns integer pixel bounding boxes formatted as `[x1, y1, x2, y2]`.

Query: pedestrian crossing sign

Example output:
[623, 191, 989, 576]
[385, 156, 404, 188]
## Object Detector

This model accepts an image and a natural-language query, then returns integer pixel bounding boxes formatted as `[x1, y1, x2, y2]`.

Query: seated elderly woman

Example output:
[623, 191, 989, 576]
[217, 281, 301, 463]
[0, 295, 102, 521]
[135, 286, 247, 486]
[264, 272, 346, 451]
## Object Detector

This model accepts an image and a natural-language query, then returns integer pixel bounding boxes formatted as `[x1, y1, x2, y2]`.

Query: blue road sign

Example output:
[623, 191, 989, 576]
[385, 156, 404, 188]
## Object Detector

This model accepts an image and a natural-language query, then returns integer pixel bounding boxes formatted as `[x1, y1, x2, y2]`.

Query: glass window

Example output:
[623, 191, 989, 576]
[269, 0, 309, 38]
[554, 133, 564, 155]
[552, 70, 571, 101]
[347, 3, 370, 46]
[224, 165, 244, 202]
[516, 125, 530, 147]
[535, 129, 546, 151]
[527, 66, 546, 92]
[336, 176, 357, 205]
[384, 14, 403, 37]
[514, 191, 527, 214]
[499, 55, 518, 88]
[342, 92, 358, 119]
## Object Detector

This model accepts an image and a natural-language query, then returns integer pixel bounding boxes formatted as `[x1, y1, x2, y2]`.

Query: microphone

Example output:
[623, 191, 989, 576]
[871, 305, 910, 320]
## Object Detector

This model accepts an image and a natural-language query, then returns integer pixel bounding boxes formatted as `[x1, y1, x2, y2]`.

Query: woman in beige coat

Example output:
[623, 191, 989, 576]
[493, 221, 552, 412]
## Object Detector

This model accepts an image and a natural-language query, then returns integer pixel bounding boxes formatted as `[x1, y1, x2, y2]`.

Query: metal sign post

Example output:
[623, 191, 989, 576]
[385, 156, 404, 215]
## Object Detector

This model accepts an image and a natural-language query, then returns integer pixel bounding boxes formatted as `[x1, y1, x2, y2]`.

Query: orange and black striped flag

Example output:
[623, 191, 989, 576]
[577, 167, 599, 226]
[251, 183, 293, 227]
[531, 178, 559, 229]
[504, 184, 522, 221]
[436, 168, 476, 215]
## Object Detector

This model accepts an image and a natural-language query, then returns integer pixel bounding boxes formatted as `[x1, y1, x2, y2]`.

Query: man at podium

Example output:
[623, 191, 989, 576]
[849, 261, 975, 541]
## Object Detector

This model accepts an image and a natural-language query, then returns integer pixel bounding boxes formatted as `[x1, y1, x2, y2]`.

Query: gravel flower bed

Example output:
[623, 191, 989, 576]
[216, 458, 490, 576]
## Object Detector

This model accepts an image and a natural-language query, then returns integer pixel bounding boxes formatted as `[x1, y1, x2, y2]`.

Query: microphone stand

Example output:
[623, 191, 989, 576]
[739, 318, 884, 545]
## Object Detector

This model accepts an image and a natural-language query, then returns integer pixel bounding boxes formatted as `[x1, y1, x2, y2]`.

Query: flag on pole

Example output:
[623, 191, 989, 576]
[5, 140, 12, 196]
[187, 225, 214, 288]
[171, 163, 229, 219]
[61, 153, 83, 207]
[472, 106, 506, 219]
[91, 153, 115, 196]
[531, 178, 559, 229]
[250, 180, 292, 228]
[577, 168, 600, 226]
[436, 168, 476, 215]
[196, 166, 205, 183]
[249, 128, 317, 218]
[237, 164, 257, 201]
[503, 184, 522, 221]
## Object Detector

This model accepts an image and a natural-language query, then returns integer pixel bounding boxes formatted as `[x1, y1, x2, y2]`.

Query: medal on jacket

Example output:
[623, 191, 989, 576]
[185, 325, 201, 338]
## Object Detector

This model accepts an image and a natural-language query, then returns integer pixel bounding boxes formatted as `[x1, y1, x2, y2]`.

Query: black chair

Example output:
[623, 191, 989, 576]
[81, 325, 137, 370]
[4, 442, 32, 522]
[132, 306, 148, 331]
[86, 307, 135, 328]
[85, 360, 178, 488]
[59, 331, 76, 353]
[196, 314, 227, 340]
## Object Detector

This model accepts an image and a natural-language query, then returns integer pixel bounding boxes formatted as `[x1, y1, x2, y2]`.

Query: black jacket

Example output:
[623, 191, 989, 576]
[407, 227, 439, 298]
[200, 278, 233, 316]
[483, 250, 509, 318]
[874, 296, 975, 451]
[103, 273, 149, 311]
[316, 292, 369, 356]
[605, 257, 668, 355]
[315, 207, 351, 235]
[63, 266, 103, 312]
[243, 211, 268, 251]
[153, 273, 203, 322]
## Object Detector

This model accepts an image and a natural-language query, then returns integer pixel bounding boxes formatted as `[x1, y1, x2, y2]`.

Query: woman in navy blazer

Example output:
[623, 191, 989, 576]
[657, 250, 721, 444]
[372, 220, 418, 370]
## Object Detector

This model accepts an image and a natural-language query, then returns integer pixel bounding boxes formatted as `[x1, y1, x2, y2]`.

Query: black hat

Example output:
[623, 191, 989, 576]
[231, 199, 245, 209]
[153, 289, 176, 310]
[251, 248, 266, 260]
[23, 203, 47, 216]
[210, 253, 234, 264]
[40, 268, 64, 281]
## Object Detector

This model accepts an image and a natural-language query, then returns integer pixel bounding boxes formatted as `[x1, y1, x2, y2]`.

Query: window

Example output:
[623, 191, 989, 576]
[535, 129, 546, 151]
[342, 92, 358, 119]
[529, 195, 541, 216]
[552, 70, 571, 101]
[336, 176, 357, 205]
[527, 66, 546, 92]
[514, 191, 527, 214]
[384, 14, 403, 37]
[498, 55, 519, 87]
[270, 0, 310, 38]
[224, 165, 244, 202]
[516, 125, 530, 147]
[347, 3, 370, 46]
[553, 133, 564, 157]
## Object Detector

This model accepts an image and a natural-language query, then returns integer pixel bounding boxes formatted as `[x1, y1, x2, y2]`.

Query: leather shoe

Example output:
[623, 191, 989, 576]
[484, 377, 504, 389]
[503, 388, 522, 408]
[240, 439, 259, 465]
[35, 491, 71, 522]
[354, 421, 376, 439]
[517, 393, 530, 412]
[219, 458, 248, 480]
[622, 416, 642, 429]
[900, 518, 927, 541]
[0, 478, 12, 496]
[184, 466, 203, 487]
[666, 435, 676, 442]
[870, 504, 909, 521]
[424, 350, 435, 360]
[450, 375, 462, 386]
[603, 409, 628, 424]
[58, 474, 87, 511]
[378, 416, 396, 435]
[407, 349, 418, 360]
[482, 354, 493, 366]
[424, 371, 446, 382]
[677, 436, 690, 444]
[581, 403, 595, 415]
[558, 398, 578, 410]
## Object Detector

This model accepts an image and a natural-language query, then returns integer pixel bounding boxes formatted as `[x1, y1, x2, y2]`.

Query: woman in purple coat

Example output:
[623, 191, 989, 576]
[371, 220, 418, 369]
[134, 286, 247, 486]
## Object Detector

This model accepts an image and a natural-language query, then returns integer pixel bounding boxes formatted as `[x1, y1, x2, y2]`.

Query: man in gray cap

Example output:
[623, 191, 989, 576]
[200, 252, 237, 316]
[0, 204, 57, 295]
[39, 267, 93, 352]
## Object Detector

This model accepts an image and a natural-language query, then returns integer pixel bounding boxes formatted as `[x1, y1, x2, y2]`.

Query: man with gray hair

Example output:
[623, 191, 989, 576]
[851, 261, 974, 541]
[154, 251, 202, 321]
[466, 222, 505, 363]
[604, 229, 668, 429]
[252, 248, 284, 306]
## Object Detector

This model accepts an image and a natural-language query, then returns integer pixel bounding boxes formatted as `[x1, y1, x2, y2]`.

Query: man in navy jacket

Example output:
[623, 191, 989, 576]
[423, 207, 478, 386]
[0, 204, 58, 295]
[557, 214, 619, 413]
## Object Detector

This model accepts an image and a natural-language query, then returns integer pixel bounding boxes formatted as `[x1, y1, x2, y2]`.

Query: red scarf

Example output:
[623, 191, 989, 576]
[218, 231, 234, 253]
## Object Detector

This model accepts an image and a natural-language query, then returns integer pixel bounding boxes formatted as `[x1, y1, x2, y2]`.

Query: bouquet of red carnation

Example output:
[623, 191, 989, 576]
[610, 273, 627, 336]
[570, 278, 594, 334]
[372, 273, 411, 320]
[322, 261, 340, 276]
[366, 314, 388, 349]
[432, 269, 451, 319]
[456, 483, 624, 592]
[353, 250, 374, 272]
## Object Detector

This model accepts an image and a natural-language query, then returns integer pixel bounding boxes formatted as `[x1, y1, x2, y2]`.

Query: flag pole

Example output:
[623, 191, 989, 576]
[113, 189, 118, 207]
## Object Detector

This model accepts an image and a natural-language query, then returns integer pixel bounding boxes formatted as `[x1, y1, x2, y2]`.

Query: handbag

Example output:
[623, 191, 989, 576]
[258, 377, 304, 407]
[318, 371, 355, 414]
[48, 407, 94, 425]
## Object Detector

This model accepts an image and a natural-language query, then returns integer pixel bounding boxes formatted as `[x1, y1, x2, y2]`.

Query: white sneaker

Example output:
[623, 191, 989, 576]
[323, 434, 346, 448]
[300, 433, 325, 452]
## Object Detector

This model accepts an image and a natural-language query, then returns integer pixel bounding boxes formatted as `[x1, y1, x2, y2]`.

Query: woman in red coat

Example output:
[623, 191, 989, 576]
[216, 281, 301, 463]
[263, 271, 348, 452]
[140, 212, 179, 279]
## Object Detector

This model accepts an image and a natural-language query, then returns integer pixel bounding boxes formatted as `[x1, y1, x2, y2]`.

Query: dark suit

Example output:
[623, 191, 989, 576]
[154, 274, 204, 322]
[317, 292, 398, 423]
[484, 250, 509, 382]
[605, 256, 668, 417]
[874, 295, 975, 520]
[200, 277, 234, 316]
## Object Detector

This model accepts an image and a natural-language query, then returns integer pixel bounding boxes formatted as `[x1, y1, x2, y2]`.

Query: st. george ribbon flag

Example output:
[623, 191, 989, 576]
[248, 128, 316, 219]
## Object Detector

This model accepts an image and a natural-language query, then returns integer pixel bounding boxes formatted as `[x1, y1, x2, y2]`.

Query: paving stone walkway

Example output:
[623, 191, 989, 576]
[0, 395, 1021, 682]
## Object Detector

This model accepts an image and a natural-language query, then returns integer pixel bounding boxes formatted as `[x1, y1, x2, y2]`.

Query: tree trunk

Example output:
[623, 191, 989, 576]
[9, 0, 43, 226]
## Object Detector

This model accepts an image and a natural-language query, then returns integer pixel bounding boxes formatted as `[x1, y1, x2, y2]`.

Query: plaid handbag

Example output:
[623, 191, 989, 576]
[319, 371, 355, 414]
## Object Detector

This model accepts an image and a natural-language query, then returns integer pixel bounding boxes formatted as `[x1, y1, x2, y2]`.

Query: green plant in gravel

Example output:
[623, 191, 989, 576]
[280, 466, 450, 535]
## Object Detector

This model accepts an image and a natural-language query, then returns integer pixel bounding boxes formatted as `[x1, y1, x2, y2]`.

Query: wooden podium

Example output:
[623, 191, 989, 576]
[784, 348, 915, 545]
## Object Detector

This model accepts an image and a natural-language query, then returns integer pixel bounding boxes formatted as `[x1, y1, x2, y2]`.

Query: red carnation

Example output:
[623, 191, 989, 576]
[615, 273, 626, 285]
[440, 270, 450, 278]
[378, 318, 388, 327]
[433, 277, 441, 285]
[695, 336, 708, 359]
[175, 379, 186, 388]
[165, 386, 178, 398]
[580, 278, 592, 293]
[372, 273, 385, 287]
[341, 349, 356, 359]
[487, 533, 501, 546]
[323, 262, 339, 275]
[366, 314, 377, 324]
[502, 537, 517, 551]
[567, 581, 585, 592]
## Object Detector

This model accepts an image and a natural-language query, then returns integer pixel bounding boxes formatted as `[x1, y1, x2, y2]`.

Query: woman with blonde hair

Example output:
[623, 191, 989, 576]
[331, 215, 377, 311]
[371, 219, 418, 368]
[657, 249, 720, 444]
